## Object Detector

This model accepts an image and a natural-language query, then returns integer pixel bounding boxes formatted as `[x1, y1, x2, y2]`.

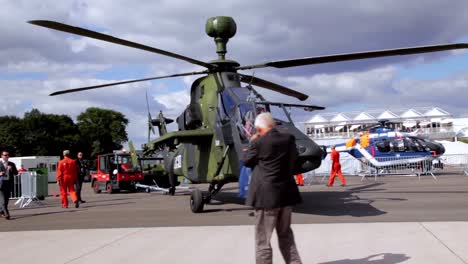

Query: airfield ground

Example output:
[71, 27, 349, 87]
[2, 174, 468, 263]
[2, 174, 468, 231]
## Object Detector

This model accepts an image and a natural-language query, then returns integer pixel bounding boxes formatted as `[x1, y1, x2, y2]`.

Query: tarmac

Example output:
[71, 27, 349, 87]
[1, 174, 468, 264]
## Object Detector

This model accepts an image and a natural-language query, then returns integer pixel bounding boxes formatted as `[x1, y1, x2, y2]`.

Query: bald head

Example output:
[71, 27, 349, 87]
[63, 150, 70, 157]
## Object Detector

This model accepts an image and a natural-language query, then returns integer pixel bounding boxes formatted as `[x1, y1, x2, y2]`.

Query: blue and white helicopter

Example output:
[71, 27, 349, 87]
[328, 120, 445, 169]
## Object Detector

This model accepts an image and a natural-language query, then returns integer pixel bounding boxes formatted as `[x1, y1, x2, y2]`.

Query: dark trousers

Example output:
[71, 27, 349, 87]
[0, 182, 11, 216]
[255, 206, 302, 264]
[75, 179, 83, 201]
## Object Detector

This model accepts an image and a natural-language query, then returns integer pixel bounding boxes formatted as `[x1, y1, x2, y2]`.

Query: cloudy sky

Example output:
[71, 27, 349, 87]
[2, 0, 468, 147]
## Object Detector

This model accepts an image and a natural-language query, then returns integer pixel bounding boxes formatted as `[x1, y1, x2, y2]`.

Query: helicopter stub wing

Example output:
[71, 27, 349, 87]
[236, 43, 468, 70]
[147, 129, 213, 149]
[239, 74, 308, 101]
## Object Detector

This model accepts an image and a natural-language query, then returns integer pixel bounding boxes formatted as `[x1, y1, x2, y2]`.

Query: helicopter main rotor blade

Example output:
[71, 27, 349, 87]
[29, 20, 215, 70]
[237, 43, 468, 70]
[239, 74, 308, 101]
[49, 70, 208, 96]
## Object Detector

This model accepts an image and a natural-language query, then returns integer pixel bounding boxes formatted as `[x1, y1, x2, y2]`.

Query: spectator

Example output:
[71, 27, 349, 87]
[75, 152, 87, 203]
[0, 151, 18, 220]
[244, 112, 303, 264]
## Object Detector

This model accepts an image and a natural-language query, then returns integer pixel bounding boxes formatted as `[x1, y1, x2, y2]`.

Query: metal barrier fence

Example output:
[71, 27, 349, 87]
[437, 154, 468, 176]
[307, 154, 468, 183]
[9, 171, 45, 208]
[10, 173, 23, 199]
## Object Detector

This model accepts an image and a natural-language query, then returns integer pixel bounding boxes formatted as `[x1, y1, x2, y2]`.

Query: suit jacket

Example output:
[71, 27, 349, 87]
[243, 128, 302, 209]
[0, 161, 18, 189]
[76, 159, 87, 181]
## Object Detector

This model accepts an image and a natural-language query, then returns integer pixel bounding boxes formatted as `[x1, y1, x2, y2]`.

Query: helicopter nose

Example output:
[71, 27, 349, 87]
[295, 142, 326, 172]
[436, 143, 445, 155]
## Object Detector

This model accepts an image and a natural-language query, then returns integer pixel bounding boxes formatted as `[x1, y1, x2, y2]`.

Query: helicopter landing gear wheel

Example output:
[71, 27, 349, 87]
[190, 189, 204, 213]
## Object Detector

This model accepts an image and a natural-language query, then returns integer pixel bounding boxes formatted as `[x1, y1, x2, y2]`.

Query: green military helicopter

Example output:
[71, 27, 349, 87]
[30, 16, 468, 213]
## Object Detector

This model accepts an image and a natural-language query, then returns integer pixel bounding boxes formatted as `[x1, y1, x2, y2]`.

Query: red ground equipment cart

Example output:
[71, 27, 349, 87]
[91, 151, 144, 193]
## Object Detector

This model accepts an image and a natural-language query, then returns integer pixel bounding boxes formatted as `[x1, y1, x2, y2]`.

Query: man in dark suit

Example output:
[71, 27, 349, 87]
[75, 152, 87, 203]
[243, 112, 302, 264]
[0, 151, 18, 220]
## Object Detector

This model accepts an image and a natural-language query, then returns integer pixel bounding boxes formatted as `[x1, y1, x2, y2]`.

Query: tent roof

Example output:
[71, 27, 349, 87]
[424, 107, 450, 117]
[401, 109, 422, 118]
[354, 112, 375, 121]
[308, 114, 328, 123]
[330, 113, 351, 122]
[377, 110, 398, 119]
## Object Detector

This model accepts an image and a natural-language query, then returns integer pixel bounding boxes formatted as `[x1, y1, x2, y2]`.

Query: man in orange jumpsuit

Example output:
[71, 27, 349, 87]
[328, 145, 346, 187]
[295, 173, 304, 186]
[57, 150, 79, 208]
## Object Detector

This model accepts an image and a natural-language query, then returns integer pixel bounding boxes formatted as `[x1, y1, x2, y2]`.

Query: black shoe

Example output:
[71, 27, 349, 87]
[75, 201, 80, 208]
[168, 186, 176, 196]
[5, 215, 10, 220]
[79, 200, 86, 203]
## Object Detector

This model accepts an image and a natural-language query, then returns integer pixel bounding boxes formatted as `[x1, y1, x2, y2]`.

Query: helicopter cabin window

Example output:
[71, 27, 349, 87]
[266, 104, 291, 124]
[375, 140, 391, 152]
[389, 139, 405, 152]
[220, 90, 237, 117]
[237, 102, 256, 142]
[404, 138, 424, 152]
[231, 86, 251, 101]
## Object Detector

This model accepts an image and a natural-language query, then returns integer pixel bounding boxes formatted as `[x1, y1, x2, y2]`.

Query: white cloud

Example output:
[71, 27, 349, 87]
[3, 0, 468, 148]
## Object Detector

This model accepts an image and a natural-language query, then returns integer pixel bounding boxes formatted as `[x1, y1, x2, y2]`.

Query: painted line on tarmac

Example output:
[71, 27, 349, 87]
[64, 228, 144, 264]
[419, 222, 467, 264]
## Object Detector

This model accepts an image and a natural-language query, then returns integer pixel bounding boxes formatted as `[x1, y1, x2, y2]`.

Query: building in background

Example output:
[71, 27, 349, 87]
[9, 156, 59, 183]
[304, 107, 468, 145]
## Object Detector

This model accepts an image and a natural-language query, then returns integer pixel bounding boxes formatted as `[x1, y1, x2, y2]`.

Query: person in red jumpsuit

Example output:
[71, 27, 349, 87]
[295, 173, 304, 186]
[327, 145, 346, 187]
[57, 150, 79, 208]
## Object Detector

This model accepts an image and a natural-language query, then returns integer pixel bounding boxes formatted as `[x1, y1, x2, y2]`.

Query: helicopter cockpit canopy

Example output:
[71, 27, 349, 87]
[219, 85, 302, 143]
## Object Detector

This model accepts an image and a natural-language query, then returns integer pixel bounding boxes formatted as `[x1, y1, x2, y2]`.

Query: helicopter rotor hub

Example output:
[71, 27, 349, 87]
[206, 16, 237, 61]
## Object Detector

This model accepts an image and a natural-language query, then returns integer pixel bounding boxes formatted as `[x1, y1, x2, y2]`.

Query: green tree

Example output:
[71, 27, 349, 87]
[0, 116, 25, 156]
[77, 107, 129, 157]
[22, 109, 81, 156]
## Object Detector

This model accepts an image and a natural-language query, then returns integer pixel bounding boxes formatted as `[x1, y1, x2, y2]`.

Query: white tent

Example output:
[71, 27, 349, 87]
[330, 113, 350, 122]
[401, 109, 422, 118]
[378, 110, 398, 120]
[424, 107, 450, 117]
[354, 112, 375, 121]
[308, 114, 328, 123]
